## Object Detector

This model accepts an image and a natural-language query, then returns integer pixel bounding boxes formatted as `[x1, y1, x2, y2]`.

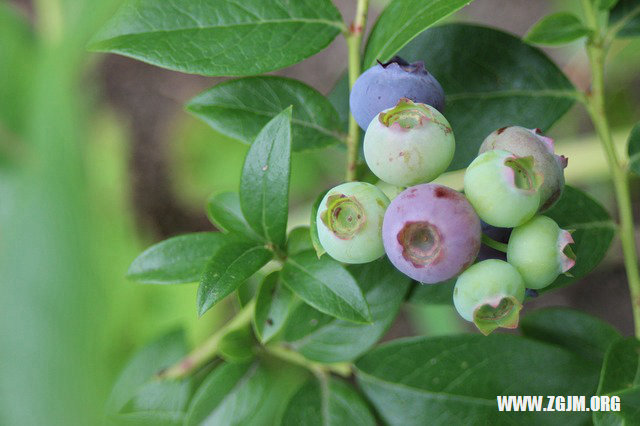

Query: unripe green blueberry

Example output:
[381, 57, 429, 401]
[375, 180, 405, 201]
[480, 126, 567, 211]
[464, 150, 542, 228]
[507, 215, 576, 289]
[363, 98, 455, 187]
[316, 182, 390, 264]
[453, 259, 525, 335]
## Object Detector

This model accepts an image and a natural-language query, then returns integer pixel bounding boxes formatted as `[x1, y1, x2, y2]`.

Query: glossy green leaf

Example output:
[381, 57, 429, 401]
[525, 13, 591, 45]
[106, 329, 188, 415]
[627, 122, 640, 175]
[399, 23, 577, 170]
[610, 0, 640, 38]
[127, 233, 230, 284]
[239, 107, 291, 249]
[543, 185, 615, 293]
[197, 242, 272, 316]
[90, 0, 344, 76]
[218, 327, 254, 363]
[188, 77, 344, 152]
[280, 377, 375, 425]
[356, 334, 600, 425]
[254, 272, 295, 343]
[286, 226, 314, 256]
[408, 279, 455, 305]
[185, 361, 298, 426]
[206, 192, 262, 243]
[593, 338, 640, 425]
[363, 0, 474, 68]
[283, 258, 410, 363]
[596, 0, 621, 10]
[521, 307, 621, 365]
[281, 251, 371, 324]
[309, 190, 327, 258]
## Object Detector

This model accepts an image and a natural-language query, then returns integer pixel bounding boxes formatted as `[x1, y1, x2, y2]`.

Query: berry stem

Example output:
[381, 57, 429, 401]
[581, 0, 640, 338]
[156, 299, 256, 380]
[481, 234, 509, 253]
[345, 0, 370, 181]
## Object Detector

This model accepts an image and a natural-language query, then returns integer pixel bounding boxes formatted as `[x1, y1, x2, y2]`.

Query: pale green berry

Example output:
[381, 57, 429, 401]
[454, 259, 526, 335]
[363, 98, 455, 187]
[375, 180, 405, 201]
[464, 150, 542, 227]
[316, 182, 390, 264]
[507, 215, 576, 290]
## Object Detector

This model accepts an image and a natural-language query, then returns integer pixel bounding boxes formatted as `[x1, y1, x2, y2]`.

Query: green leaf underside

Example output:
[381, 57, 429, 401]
[521, 307, 621, 365]
[218, 327, 254, 363]
[543, 185, 615, 293]
[525, 13, 591, 45]
[286, 226, 314, 256]
[627, 122, 640, 175]
[280, 377, 376, 426]
[363, 0, 475, 68]
[106, 330, 188, 415]
[356, 334, 599, 425]
[398, 23, 576, 171]
[610, 0, 640, 38]
[207, 192, 263, 243]
[593, 338, 640, 424]
[197, 242, 272, 316]
[127, 232, 232, 284]
[240, 107, 292, 249]
[185, 361, 301, 426]
[281, 251, 371, 324]
[254, 272, 294, 343]
[188, 77, 343, 152]
[90, 0, 343, 76]
[283, 258, 410, 363]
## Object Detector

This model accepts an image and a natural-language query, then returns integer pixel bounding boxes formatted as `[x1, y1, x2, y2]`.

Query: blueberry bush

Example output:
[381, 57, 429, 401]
[91, 0, 640, 424]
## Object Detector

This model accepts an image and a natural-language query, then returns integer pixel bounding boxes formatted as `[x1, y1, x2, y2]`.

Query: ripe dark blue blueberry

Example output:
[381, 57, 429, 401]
[349, 56, 445, 130]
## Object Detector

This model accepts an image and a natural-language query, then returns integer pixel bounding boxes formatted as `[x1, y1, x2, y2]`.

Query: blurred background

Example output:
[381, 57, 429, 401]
[1, 0, 639, 424]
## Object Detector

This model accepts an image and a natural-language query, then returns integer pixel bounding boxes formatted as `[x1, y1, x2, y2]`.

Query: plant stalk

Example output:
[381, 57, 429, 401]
[157, 299, 256, 380]
[345, 0, 370, 181]
[265, 344, 352, 377]
[481, 234, 509, 253]
[582, 0, 640, 337]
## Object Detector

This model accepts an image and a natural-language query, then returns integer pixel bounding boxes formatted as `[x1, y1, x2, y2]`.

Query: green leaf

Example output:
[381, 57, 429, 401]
[185, 361, 300, 426]
[525, 13, 591, 45]
[281, 251, 372, 324]
[254, 272, 295, 343]
[363, 0, 475, 68]
[206, 192, 262, 243]
[408, 279, 455, 305]
[239, 107, 292, 249]
[610, 0, 640, 38]
[596, 0, 621, 10]
[543, 185, 615, 293]
[108, 411, 184, 426]
[218, 327, 255, 363]
[188, 77, 344, 152]
[280, 377, 376, 425]
[521, 307, 621, 365]
[356, 334, 600, 425]
[127, 233, 231, 284]
[118, 380, 190, 424]
[309, 190, 327, 258]
[283, 258, 410, 363]
[398, 23, 577, 170]
[593, 338, 640, 425]
[90, 0, 344, 76]
[286, 226, 314, 256]
[197, 242, 272, 316]
[627, 122, 640, 175]
[106, 329, 188, 415]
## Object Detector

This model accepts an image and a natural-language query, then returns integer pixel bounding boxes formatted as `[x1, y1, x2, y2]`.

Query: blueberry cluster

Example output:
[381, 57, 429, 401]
[316, 57, 575, 335]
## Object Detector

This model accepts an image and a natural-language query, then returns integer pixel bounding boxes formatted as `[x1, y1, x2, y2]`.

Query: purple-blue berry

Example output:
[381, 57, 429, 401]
[350, 56, 445, 130]
[382, 184, 481, 284]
